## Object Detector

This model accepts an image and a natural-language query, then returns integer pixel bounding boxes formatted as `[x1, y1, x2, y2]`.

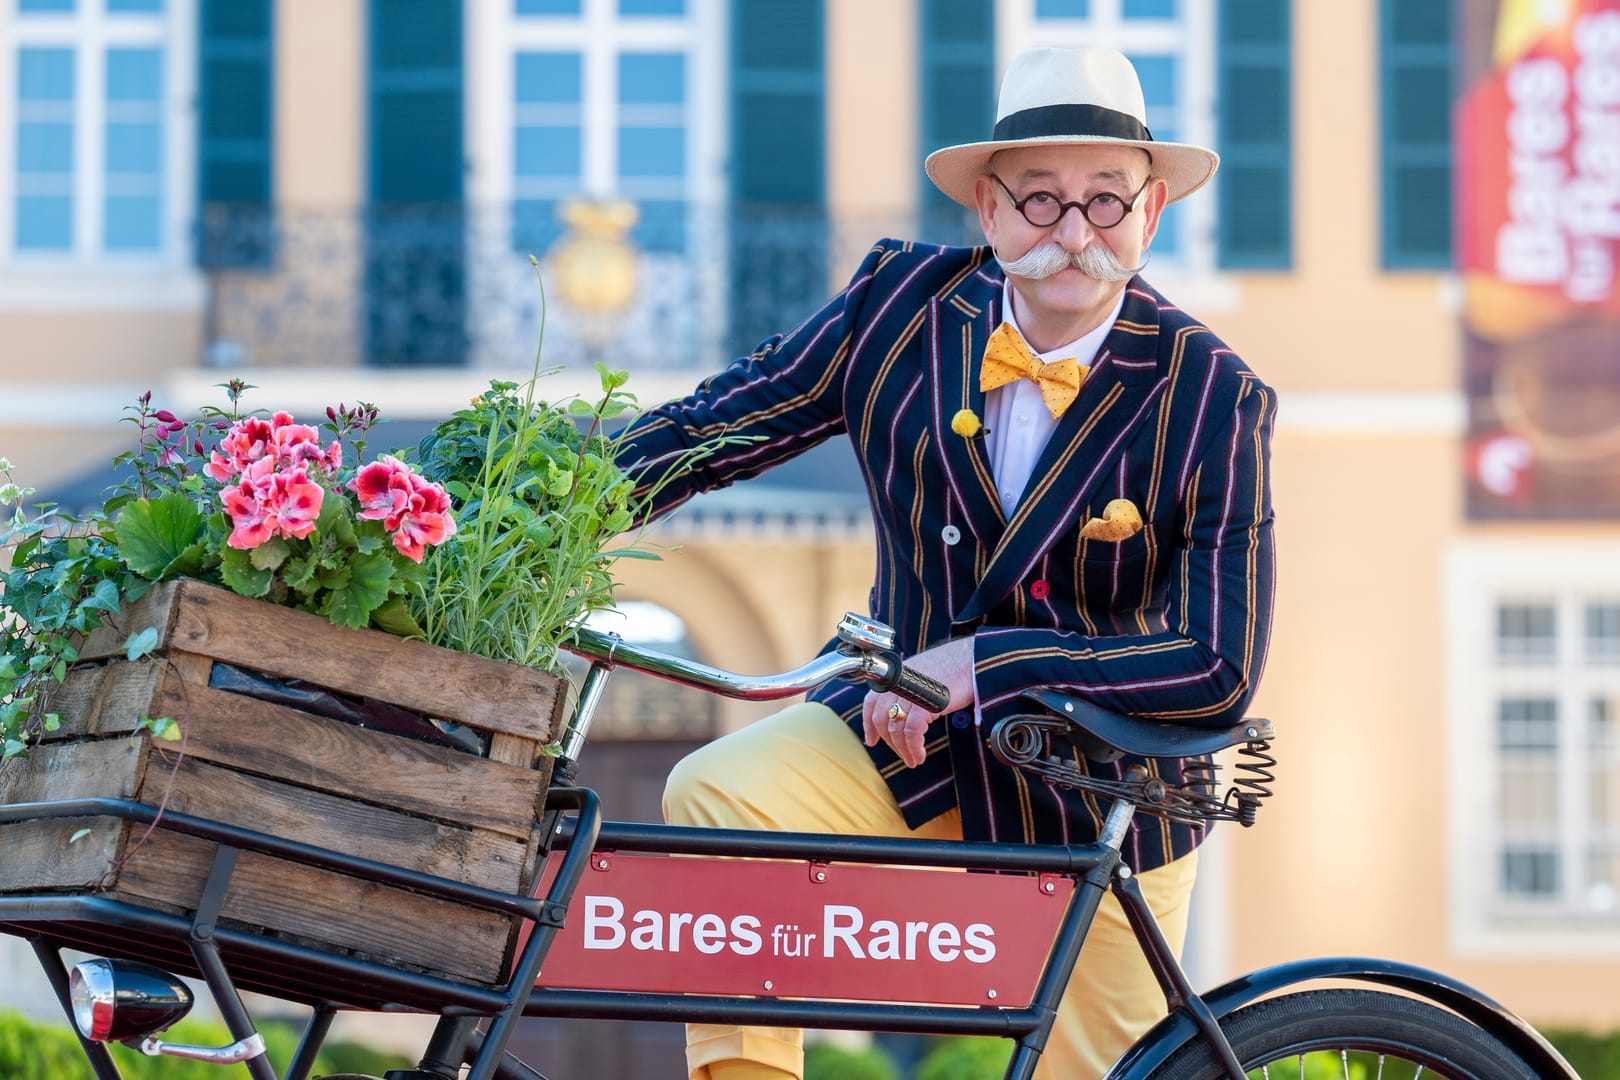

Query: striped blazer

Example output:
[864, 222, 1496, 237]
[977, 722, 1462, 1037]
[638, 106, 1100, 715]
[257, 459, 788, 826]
[620, 239, 1276, 871]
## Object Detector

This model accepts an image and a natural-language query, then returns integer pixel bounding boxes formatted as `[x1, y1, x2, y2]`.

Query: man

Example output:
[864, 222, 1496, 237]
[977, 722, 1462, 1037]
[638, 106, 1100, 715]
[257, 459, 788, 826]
[618, 46, 1276, 1080]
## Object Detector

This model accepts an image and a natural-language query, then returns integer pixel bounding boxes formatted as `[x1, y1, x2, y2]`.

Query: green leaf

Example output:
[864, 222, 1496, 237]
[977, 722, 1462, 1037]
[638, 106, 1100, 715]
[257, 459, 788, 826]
[123, 626, 161, 661]
[595, 362, 631, 392]
[42, 712, 60, 732]
[567, 398, 595, 416]
[219, 546, 274, 598]
[117, 493, 207, 579]
[249, 535, 291, 572]
[283, 554, 321, 595]
[369, 596, 425, 638]
[319, 554, 393, 629]
[82, 578, 123, 614]
[69, 828, 92, 843]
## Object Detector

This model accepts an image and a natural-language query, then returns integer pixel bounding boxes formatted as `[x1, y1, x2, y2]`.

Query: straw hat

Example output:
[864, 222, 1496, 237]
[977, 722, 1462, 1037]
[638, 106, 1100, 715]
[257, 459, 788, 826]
[924, 46, 1219, 209]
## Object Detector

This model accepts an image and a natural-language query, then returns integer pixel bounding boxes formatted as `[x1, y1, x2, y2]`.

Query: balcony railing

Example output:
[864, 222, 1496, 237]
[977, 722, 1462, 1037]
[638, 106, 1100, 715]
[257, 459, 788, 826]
[199, 203, 984, 373]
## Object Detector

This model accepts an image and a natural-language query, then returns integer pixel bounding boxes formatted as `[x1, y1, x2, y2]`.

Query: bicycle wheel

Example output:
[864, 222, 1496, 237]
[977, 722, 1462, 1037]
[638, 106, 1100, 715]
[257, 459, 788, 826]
[1148, 988, 1542, 1079]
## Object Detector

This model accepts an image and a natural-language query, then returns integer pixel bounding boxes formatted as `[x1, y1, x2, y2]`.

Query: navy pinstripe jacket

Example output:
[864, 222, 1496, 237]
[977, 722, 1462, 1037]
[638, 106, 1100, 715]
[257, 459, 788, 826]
[620, 239, 1276, 871]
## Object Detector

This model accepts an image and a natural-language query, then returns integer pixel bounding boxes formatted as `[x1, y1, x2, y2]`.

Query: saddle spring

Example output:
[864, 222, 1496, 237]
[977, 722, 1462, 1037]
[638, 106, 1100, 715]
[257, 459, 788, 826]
[1178, 739, 1277, 827]
[988, 713, 1278, 827]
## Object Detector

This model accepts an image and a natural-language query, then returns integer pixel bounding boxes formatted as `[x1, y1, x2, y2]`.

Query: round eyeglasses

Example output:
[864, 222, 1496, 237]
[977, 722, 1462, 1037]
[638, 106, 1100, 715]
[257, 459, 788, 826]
[988, 172, 1152, 230]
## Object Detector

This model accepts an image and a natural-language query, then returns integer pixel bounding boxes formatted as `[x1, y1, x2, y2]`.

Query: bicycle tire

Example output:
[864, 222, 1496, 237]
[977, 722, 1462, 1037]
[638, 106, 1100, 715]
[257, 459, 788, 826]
[1147, 988, 1542, 1079]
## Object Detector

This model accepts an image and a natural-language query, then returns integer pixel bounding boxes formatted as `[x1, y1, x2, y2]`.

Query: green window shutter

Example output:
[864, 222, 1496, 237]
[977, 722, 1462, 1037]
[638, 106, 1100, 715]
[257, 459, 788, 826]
[1216, 0, 1292, 270]
[728, 0, 825, 355]
[366, 0, 465, 366]
[1380, 0, 1452, 269]
[370, 0, 463, 205]
[730, 0, 824, 206]
[919, 0, 994, 244]
[196, 0, 272, 268]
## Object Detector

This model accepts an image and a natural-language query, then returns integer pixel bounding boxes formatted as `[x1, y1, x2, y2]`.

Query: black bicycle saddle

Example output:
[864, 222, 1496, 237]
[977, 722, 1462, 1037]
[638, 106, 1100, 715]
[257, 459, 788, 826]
[1017, 688, 1274, 763]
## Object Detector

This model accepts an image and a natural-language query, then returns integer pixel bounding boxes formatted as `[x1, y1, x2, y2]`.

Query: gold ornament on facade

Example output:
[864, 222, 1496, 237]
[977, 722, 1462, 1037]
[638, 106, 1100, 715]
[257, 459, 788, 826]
[549, 200, 640, 352]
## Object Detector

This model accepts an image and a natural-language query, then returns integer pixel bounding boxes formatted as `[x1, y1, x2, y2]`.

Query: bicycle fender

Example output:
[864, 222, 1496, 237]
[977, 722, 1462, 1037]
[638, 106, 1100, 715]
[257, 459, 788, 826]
[1101, 956, 1579, 1079]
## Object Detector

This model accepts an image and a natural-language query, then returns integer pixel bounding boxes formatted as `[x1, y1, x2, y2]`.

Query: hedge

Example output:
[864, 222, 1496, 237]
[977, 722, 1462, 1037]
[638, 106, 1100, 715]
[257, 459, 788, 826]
[0, 1010, 409, 1079]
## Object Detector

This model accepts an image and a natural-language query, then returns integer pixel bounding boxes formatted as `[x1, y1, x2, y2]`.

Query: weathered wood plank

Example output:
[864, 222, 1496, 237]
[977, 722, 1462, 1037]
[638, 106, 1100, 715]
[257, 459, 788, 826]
[0, 738, 143, 805]
[487, 732, 537, 769]
[0, 818, 125, 891]
[37, 665, 107, 740]
[147, 676, 546, 838]
[90, 661, 168, 738]
[114, 832, 515, 983]
[77, 579, 181, 662]
[144, 757, 532, 894]
[167, 579, 564, 740]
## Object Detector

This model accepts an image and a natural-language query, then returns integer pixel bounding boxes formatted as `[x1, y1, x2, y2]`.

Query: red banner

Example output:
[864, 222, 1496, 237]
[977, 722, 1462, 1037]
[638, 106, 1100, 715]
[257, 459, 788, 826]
[1458, 0, 1620, 517]
[528, 853, 1073, 1008]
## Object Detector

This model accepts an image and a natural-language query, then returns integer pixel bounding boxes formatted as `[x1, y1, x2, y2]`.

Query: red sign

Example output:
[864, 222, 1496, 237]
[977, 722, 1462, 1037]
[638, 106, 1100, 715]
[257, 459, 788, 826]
[528, 853, 1073, 1007]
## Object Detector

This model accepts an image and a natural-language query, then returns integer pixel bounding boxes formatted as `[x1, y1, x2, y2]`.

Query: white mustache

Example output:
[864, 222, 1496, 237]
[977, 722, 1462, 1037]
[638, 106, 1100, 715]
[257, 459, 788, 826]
[996, 241, 1146, 282]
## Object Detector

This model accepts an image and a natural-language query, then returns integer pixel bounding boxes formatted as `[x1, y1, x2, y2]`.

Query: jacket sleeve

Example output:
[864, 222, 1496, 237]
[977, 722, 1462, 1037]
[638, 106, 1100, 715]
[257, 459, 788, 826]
[614, 243, 890, 523]
[970, 373, 1277, 726]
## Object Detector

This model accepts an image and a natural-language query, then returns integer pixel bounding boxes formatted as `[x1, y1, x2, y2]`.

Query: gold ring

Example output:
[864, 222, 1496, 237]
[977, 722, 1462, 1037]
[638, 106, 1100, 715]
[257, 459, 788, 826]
[887, 702, 907, 724]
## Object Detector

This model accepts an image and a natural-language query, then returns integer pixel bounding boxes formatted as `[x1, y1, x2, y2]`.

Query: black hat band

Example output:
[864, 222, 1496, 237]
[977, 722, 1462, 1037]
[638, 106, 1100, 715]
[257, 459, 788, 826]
[992, 103, 1152, 143]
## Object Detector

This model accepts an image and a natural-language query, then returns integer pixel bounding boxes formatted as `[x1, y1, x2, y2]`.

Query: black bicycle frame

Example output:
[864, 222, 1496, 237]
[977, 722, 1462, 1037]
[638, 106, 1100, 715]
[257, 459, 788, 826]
[1, 783, 1249, 1080]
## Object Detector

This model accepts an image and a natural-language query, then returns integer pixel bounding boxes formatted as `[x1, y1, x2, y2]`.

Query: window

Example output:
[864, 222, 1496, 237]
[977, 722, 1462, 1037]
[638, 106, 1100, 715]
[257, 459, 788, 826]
[1448, 545, 1620, 955]
[464, 0, 726, 368]
[1, 0, 190, 269]
[1009, 0, 1223, 272]
[502, 0, 709, 257]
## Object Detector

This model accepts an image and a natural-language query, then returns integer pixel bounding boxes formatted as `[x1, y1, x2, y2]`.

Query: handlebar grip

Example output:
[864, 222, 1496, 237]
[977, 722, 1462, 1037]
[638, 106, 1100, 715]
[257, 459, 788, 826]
[893, 665, 952, 713]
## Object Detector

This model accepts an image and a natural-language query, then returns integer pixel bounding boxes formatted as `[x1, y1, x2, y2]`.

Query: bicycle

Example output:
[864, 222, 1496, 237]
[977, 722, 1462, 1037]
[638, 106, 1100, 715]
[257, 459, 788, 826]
[0, 611, 1579, 1080]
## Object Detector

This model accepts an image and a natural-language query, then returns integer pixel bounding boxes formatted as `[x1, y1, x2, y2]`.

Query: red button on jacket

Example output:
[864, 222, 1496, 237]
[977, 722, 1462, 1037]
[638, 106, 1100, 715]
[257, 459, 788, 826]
[1030, 579, 1050, 600]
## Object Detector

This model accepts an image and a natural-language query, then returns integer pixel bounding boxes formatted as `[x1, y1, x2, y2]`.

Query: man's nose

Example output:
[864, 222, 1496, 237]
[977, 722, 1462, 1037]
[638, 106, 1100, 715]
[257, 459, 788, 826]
[1050, 206, 1094, 252]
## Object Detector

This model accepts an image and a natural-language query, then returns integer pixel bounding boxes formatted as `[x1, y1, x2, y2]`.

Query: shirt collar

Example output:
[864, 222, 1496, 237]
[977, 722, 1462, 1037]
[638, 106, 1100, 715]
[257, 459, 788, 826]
[1000, 278, 1126, 367]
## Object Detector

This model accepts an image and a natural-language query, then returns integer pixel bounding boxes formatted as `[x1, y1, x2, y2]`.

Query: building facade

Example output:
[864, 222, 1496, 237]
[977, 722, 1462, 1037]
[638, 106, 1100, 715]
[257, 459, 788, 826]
[2, 0, 1618, 1066]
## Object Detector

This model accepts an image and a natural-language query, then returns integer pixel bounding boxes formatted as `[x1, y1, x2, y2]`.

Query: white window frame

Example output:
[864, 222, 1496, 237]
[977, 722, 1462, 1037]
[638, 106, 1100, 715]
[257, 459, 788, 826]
[1446, 541, 1620, 959]
[464, 0, 727, 369]
[0, 0, 201, 309]
[999, 0, 1234, 311]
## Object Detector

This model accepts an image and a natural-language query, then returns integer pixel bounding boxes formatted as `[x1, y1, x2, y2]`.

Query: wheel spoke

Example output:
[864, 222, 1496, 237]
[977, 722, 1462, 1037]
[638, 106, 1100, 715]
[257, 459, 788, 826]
[1341, 1049, 1350, 1079]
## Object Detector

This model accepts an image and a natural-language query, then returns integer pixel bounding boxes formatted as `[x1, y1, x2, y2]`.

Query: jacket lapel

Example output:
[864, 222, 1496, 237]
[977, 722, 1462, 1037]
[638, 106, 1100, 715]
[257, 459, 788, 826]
[953, 280, 1169, 625]
[927, 261, 1007, 549]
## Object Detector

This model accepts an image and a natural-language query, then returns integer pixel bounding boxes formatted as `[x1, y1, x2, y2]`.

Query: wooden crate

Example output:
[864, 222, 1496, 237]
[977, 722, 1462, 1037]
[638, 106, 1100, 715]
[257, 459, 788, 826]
[0, 578, 567, 985]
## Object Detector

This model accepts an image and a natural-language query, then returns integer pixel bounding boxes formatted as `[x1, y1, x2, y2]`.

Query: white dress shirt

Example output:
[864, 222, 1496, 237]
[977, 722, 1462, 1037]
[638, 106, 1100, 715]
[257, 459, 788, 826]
[982, 282, 1126, 517]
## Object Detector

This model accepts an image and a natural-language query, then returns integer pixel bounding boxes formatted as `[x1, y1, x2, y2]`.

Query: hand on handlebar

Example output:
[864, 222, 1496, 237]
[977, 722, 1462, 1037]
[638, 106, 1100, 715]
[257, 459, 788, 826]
[861, 636, 975, 769]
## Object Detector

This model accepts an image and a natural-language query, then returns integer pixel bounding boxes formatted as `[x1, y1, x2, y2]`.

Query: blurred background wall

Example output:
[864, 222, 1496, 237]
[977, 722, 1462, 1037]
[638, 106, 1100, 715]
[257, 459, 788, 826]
[1, 0, 1618, 1073]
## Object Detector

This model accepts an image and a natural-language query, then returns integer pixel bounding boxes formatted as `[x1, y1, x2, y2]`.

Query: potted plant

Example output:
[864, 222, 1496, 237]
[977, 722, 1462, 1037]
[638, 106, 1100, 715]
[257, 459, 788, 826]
[0, 361, 701, 983]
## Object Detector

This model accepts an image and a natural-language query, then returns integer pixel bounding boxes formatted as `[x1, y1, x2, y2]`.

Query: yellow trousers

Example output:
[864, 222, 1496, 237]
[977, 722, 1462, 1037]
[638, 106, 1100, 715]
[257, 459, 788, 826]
[663, 703, 1199, 1080]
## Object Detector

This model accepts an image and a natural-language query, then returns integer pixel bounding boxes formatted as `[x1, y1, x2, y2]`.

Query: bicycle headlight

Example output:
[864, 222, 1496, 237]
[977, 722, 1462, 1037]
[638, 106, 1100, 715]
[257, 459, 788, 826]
[69, 958, 194, 1042]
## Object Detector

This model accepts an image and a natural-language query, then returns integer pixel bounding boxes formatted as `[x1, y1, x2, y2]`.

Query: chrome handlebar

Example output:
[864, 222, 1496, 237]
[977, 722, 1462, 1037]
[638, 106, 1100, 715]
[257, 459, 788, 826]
[557, 613, 949, 762]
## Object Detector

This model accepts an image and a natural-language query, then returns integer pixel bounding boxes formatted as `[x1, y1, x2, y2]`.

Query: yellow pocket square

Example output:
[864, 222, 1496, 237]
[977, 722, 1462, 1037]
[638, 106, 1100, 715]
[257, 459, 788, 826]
[1079, 499, 1144, 542]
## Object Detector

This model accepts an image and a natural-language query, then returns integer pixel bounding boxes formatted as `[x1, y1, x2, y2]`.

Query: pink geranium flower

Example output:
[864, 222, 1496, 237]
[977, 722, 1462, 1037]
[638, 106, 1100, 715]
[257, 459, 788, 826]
[349, 455, 456, 563]
[221, 457, 324, 549]
[206, 412, 341, 482]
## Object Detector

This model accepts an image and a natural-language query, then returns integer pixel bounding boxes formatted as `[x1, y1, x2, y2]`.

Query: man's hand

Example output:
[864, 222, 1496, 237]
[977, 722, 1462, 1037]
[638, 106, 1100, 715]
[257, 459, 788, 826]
[861, 636, 975, 768]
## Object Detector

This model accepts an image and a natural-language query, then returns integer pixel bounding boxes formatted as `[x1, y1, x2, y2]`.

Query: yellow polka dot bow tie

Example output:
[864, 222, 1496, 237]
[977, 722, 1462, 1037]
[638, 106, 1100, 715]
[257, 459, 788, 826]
[979, 323, 1089, 419]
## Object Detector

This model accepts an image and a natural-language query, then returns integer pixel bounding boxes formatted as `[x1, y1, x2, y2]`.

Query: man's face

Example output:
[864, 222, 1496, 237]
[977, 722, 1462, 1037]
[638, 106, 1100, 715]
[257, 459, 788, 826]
[973, 144, 1167, 332]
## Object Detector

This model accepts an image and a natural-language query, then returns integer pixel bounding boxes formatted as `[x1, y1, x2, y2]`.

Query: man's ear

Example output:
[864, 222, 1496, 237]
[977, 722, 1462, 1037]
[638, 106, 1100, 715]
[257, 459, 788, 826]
[973, 174, 1000, 249]
[1139, 176, 1170, 249]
